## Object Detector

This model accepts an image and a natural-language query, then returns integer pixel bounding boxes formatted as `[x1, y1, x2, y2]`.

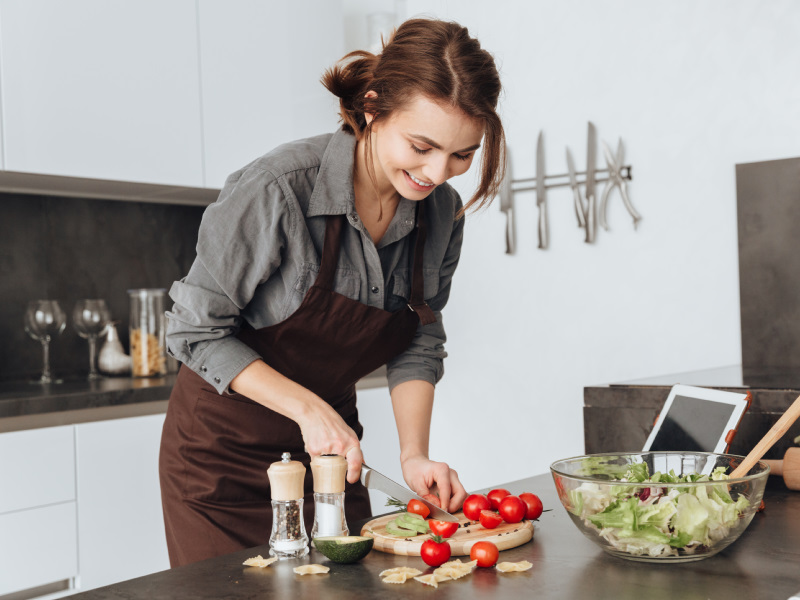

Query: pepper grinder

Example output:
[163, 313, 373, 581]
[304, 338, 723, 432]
[267, 452, 309, 558]
[310, 454, 349, 539]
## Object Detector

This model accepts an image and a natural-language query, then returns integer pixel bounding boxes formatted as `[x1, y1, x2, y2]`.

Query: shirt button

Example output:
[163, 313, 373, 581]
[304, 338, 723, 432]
[349, 213, 359, 223]
[201, 365, 208, 373]
[370, 286, 379, 294]
[405, 219, 413, 226]
[213, 376, 221, 384]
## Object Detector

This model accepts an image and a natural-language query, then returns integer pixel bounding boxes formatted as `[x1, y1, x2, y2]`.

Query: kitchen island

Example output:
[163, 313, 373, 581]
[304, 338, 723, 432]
[67, 473, 800, 600]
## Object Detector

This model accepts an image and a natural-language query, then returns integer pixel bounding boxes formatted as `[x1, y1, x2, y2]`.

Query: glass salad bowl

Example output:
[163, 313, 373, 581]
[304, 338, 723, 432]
[550, 452, 769, 563]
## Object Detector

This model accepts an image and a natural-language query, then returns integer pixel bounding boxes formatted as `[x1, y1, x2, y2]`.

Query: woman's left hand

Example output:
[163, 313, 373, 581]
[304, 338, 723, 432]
[400, 455, 467, 514]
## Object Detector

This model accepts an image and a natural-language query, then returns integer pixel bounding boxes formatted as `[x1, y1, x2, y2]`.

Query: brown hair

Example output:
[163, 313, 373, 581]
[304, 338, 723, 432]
[321, 18, 505, 216]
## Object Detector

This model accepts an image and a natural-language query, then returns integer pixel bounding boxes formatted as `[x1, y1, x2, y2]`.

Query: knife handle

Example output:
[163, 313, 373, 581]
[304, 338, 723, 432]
[537, 202, 548, 250]
[572, 188, 586, 228]
[505, 211, 514, 254]
[584, 194, 596, 243]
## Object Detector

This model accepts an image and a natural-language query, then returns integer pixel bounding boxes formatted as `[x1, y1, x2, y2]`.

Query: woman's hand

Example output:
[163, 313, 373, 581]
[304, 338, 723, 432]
[296, 401, 364, 484]
[230, 360, 364, 483]
[400, 454, 467, 514]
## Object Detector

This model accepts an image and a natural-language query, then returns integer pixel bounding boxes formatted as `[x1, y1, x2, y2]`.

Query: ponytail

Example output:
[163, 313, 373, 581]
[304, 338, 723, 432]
[321, 51, 379, 138]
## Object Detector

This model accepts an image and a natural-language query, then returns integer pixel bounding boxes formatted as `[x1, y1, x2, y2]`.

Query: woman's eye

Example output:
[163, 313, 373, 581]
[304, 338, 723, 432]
[453, 153, 472, 161]
[410, 144, 429, 155]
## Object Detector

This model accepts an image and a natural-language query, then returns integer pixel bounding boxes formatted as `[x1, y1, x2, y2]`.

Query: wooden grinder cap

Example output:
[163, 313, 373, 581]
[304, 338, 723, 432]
[267, 452, 306, 501]
[311, 454, 347, 493]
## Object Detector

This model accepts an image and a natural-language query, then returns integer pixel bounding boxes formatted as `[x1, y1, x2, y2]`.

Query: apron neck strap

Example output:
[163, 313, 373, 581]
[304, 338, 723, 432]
[316, 214, 344, 291]
[407, 201, 437, 326]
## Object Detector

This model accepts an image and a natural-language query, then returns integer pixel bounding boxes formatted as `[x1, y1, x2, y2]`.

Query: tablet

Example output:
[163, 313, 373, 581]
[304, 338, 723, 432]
[642, 384, 752, 453]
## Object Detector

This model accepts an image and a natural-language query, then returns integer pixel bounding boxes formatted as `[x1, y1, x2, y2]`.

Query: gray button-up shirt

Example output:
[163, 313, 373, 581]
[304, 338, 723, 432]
[166, 129, 465, 395]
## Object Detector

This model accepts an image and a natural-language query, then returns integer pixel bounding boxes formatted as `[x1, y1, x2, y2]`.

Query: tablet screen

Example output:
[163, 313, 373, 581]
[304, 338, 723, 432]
[648, 394, 736, 452]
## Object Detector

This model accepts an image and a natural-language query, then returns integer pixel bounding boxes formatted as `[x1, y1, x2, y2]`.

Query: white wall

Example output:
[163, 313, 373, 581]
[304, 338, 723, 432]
[353, 0, 800, 500]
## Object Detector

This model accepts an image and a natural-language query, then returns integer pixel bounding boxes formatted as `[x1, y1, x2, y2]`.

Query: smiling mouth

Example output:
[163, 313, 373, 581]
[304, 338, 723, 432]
[405, 171, 435, 187]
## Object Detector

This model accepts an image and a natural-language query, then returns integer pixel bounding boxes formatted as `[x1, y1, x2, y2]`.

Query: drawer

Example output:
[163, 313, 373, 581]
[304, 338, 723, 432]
[0, 502, 78, 596]
[0, 426, 75, 514]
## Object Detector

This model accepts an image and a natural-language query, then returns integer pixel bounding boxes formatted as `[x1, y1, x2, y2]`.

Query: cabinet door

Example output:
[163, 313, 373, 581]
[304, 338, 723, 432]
[198, 0, 344, 187]
[75, 413, 169, 592]
[0, 0, 203, 186]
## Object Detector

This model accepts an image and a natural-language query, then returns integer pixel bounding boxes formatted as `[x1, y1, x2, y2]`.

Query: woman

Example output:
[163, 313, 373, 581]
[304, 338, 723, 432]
[159, 17, 505, 567]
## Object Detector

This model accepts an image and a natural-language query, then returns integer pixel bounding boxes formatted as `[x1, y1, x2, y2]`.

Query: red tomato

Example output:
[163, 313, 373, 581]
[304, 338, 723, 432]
[407, 499, 430, 519]
[487, 488, 511, 510]
[429, 519, 459, 538]
[422, 493, 441, 508]
[479, 509, 503, 529]
[498, 495, 526, 524]
[470, 541, 499, 568]
[462, 494, 491, 521]
[519, 492, 543, 520]
[420, 535, 451, 567]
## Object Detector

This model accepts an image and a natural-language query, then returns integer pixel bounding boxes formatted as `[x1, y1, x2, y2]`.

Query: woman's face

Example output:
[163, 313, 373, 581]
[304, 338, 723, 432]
[367, 95, 484, 201]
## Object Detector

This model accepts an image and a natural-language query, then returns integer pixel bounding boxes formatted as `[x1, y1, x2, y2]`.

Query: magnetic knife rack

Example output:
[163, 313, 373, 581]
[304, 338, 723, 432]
[500, 122, 638, 253]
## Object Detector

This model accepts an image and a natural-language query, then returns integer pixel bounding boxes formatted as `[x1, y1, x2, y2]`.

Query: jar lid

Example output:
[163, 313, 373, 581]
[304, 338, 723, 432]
[311, 454, 347, 493]
[267, 452, 306, 500]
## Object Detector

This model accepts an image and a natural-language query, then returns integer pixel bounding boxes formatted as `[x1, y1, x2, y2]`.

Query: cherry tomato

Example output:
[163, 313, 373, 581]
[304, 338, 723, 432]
[422, 493, 441, 508]
[470, 540, 499, 568]
[429, 519, 459, 538]
[487, 488, 511, 510]
[498, 495, 526, 524]
[420, 535, 451, 567]
[407, 499, 430, 519]
[479, 509, 503, 529]
[462, 493, 491, 521]
[519, 492, 543, 520]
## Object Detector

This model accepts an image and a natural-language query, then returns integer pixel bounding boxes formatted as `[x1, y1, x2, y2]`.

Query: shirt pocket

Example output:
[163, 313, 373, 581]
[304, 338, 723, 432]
[282, 262, 362, 319]
[386, 268, 441, 311]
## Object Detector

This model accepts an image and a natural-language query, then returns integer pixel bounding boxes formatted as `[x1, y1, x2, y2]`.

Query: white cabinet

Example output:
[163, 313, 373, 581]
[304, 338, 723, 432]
[0, 426, 78, 597]
[74, 413, 169, 592]
[197, 0, 345, 187]
[0, 0, 203, 186]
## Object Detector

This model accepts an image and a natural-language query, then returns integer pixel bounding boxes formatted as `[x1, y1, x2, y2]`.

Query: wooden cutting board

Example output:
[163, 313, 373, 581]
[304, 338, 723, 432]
[360, 511, 534, 556]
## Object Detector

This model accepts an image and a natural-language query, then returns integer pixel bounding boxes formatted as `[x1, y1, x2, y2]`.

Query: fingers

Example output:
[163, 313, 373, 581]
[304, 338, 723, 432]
[345, 446, 364, 484]
[446, 469, 467, 513]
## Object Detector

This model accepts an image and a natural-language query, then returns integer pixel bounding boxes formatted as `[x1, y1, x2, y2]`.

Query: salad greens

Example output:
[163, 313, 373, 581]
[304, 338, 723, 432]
[567, 463, 750, 558]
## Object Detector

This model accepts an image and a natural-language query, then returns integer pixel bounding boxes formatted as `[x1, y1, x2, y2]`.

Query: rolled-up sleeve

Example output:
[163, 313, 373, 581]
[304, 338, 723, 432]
[386, 209, 465, 391]
[166, 166, 291, 394]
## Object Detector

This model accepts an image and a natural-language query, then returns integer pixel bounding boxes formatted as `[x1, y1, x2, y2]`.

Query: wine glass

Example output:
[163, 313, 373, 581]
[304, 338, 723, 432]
[24, 300, 67, 384]
[73, 299, 111, 380]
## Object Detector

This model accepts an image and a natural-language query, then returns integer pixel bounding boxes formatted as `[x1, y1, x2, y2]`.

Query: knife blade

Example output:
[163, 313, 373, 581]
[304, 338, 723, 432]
[498, 145, 515, 254]
[584, 122, 597, 243]
[566, 147, 586, 228]
[536, 131, 548, 250]
[360, 464, 459, 522]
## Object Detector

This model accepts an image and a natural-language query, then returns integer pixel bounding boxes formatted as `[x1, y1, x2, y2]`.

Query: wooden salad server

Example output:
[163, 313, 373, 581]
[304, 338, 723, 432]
[730, 394, 800, 479]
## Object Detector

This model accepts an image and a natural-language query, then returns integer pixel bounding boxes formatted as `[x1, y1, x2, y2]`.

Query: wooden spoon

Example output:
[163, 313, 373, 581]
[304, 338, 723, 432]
[762, 447, 800, 490]
[730, 394, 800, 479]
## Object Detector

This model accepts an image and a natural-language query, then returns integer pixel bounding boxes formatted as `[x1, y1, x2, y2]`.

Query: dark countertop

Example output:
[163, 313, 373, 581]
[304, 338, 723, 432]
[67, 474, 800, 600]
[0, 367, 388, 432]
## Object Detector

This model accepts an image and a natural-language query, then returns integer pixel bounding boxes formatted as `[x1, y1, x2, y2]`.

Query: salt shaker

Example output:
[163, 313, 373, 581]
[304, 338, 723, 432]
[267, 452, 309, 558]
[310, 454, 348, 539]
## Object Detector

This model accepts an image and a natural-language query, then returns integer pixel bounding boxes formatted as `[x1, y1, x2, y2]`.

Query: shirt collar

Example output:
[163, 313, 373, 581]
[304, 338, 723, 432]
[307, 129, 357, 217]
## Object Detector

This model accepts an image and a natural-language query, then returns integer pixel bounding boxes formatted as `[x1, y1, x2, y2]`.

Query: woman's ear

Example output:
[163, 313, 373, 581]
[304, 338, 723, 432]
[364, 90, 378, 126]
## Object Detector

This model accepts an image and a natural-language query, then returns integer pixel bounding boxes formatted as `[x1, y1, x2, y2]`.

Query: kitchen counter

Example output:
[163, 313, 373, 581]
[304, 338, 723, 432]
[0, 367, 389, 433]
[65, 473, 800, 600]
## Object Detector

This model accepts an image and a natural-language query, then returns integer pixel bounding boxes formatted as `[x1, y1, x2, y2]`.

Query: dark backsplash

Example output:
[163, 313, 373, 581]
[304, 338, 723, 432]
[0, 192, 205, 382]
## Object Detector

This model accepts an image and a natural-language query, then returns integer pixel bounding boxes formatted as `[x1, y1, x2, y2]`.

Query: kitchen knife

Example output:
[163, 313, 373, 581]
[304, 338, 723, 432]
[536, 131, 548, 249]
[566, 147, 586, 228]
[584, 122, 597, 243]
[498, 145, 515, 254]
[360, 464, 459, 522]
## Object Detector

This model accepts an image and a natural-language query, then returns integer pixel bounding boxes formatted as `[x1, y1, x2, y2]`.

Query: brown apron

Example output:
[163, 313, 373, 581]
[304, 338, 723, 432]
[159, 201, 436, 567]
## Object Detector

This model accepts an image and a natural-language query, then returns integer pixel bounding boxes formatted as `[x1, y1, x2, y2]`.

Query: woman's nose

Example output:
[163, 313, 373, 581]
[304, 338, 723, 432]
[424, 155, 451, 185]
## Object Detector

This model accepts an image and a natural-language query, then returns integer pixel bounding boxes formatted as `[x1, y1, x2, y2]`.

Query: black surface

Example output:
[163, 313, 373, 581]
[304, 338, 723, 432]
[737, 157, 800, 384]
[0, 374, 177, 418]
[0, 192, 203, 382]
[65, 474, 800, 600]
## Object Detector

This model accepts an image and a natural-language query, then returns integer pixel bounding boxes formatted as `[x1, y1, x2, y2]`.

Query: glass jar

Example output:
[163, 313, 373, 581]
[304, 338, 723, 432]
[128, 288, 167, 377]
